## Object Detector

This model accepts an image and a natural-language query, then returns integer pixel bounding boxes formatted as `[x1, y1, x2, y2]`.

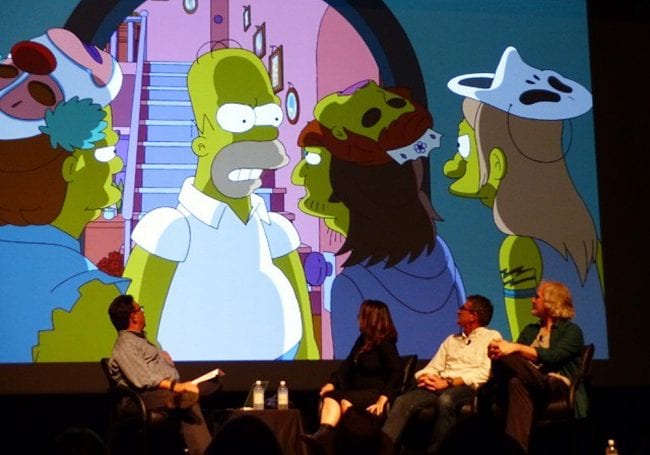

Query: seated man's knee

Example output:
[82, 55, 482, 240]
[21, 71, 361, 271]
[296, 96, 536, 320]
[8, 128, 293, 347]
[507, 376, 526, 393]
[438, 392, 456, 411]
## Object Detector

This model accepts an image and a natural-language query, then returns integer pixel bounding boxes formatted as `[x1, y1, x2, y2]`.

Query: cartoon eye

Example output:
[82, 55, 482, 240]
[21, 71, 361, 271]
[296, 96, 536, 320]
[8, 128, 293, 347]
[94, 145, 116, 163]
[305, 151, 321, 165]
[216, 103, 255, 133]
[254, 103, 283, 127]
[0, 64, 19, 79]
[386, 98, 406, 108]
[457, 135, 470, 159]
[28, 81, 56, 106]
[361, 108, 381, 128]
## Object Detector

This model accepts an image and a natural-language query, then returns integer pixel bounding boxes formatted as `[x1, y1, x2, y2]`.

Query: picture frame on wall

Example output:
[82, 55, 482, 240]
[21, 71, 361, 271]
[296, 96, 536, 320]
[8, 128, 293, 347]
[285, 83, 300, 124]
[269, 45, 284, 93]
[253, 23, 266, 58]
[243, 5, 251, 32]
[182, 0, 198, 14]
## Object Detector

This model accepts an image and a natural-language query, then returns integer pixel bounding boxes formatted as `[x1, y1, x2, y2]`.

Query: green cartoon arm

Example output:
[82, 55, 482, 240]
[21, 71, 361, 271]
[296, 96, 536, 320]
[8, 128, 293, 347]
[273, 250, 320, 359]
[33, 280, 122, 362]
[499, 235, 542, 340]
[123, 245, 178, 343]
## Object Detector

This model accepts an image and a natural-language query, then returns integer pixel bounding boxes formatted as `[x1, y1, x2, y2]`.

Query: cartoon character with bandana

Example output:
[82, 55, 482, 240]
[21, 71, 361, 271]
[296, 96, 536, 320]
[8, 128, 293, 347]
[292, 80, 466, 359]
[0, 29, 127, 362]
[123, 48, 319, 360]
[444, 47, 607, 356]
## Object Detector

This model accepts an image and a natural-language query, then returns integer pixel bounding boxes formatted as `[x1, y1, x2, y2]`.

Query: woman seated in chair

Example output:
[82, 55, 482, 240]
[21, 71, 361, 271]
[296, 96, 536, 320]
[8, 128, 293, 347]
[479, 280, 586, 453]
[303, 299, 402, 451]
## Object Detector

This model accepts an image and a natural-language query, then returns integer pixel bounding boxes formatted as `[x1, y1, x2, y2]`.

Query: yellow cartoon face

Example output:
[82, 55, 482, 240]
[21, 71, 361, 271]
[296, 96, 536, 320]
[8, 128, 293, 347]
[62, 106, 123, 223]
[188, 49, 288, 199]
[443, 119, 498, 208]
[291, 145, 349, 235]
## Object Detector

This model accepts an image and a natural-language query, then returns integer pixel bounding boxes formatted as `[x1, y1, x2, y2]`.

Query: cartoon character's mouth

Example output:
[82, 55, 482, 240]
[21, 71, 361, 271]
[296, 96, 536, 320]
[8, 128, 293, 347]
[227, 168, 263, 182]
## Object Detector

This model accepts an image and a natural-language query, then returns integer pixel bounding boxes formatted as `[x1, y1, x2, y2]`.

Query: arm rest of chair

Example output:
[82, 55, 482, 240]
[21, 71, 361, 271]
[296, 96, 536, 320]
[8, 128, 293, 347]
[110, 385, 149, 426]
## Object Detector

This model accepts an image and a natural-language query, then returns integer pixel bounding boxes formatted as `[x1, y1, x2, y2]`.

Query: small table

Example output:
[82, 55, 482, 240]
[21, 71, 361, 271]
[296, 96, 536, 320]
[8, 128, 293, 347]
[218, 408, 308, 455]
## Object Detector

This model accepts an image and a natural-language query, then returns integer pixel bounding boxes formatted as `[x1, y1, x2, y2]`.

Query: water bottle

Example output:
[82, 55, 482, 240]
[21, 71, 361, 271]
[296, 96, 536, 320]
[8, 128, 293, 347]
[253, 380, 264, 410]
[278, 380, 289, 410]
[605, 439, 619, 455]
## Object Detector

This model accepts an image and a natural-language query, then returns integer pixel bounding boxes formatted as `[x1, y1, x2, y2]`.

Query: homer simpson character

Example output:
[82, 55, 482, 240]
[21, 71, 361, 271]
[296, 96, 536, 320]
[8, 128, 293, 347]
[124, 47, 319, 360]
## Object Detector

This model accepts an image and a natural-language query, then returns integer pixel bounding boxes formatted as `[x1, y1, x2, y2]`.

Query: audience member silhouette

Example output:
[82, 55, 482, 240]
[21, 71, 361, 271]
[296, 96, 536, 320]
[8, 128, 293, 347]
[205, 413, 282, 455]
[48, 426, 107, 455]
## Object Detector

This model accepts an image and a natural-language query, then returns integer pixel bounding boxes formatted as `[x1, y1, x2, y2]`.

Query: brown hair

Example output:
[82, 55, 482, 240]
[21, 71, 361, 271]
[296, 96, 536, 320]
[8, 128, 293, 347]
[330, 157, 441, 267]
[358, 299, 398, 351]
[0, 134, 68, 225]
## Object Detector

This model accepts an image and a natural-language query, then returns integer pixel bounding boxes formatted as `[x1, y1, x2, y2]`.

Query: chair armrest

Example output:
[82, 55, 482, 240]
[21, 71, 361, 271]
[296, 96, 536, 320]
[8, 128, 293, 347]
[110, 385, 149, 426]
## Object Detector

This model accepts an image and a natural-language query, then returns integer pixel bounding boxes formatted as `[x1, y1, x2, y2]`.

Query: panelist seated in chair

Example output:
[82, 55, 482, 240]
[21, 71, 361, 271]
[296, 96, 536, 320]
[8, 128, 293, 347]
[382, 295, 502, 454]
[302, 299, 402, 452]
[107, 294, 219, 455]
[479, 280, 586, 454]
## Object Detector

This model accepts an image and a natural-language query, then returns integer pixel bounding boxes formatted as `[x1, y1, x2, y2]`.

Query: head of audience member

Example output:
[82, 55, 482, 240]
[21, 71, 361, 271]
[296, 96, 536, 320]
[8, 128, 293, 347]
[108, 294, 145, 332]
[438, 415, 525, 455]
[48, 426, 107, 455]
[532, 280, 575, 322]
[205, 414, 282, 455]
[357, 299, 398, 351]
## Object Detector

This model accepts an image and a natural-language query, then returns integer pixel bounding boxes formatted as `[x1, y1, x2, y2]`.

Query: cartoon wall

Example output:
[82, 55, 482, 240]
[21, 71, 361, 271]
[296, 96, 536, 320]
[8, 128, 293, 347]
[0, 0, 606, 364]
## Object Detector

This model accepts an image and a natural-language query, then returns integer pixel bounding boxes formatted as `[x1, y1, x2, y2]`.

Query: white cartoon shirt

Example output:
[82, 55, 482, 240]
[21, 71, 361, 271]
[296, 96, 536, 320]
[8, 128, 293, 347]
[131, 178, 302, 360]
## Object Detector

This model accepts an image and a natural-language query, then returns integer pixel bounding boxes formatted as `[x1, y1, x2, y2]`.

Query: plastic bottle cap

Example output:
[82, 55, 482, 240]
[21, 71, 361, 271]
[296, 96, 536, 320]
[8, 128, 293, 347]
[256, 380, 261, 385]
[280, 381, 286, 386]
[608, 440, 614, 445]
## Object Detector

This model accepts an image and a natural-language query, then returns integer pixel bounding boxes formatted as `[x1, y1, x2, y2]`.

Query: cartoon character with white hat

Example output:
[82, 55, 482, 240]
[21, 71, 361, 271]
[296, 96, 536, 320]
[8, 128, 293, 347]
[443, 46, 607, 357]
[0, 29, 129, 362]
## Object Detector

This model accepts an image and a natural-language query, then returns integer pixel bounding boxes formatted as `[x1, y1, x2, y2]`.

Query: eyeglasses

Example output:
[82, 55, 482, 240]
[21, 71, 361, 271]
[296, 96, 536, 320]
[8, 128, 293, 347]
[132, 305, 144, 314]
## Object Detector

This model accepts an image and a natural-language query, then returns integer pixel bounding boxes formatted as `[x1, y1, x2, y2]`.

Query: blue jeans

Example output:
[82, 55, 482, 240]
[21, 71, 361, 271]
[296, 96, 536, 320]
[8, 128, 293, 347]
[382, 385, 474, 452]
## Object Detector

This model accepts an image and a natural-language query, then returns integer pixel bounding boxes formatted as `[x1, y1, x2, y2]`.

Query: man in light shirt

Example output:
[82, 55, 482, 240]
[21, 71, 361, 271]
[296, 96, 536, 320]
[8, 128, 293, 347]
[382, 295, 502, 453]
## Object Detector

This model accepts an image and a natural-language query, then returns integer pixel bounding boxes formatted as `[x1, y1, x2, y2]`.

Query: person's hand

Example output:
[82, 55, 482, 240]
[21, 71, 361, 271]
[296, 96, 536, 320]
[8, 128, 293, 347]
[320, 383, 335, 397]
[366, 395, 388, 415]
[417, 374, 447, 391]
[176, 381, 200, 395]
[488, 339, 517, 359]
[172, 382, 200, 409]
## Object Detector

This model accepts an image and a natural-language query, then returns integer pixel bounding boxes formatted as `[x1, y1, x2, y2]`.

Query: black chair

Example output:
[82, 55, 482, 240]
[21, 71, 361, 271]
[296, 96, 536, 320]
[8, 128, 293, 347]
[529, 344, 595, 455]
[398, 355, 419, 396]
[100, 358, 186, 455]
[537, 343, 595, 425]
